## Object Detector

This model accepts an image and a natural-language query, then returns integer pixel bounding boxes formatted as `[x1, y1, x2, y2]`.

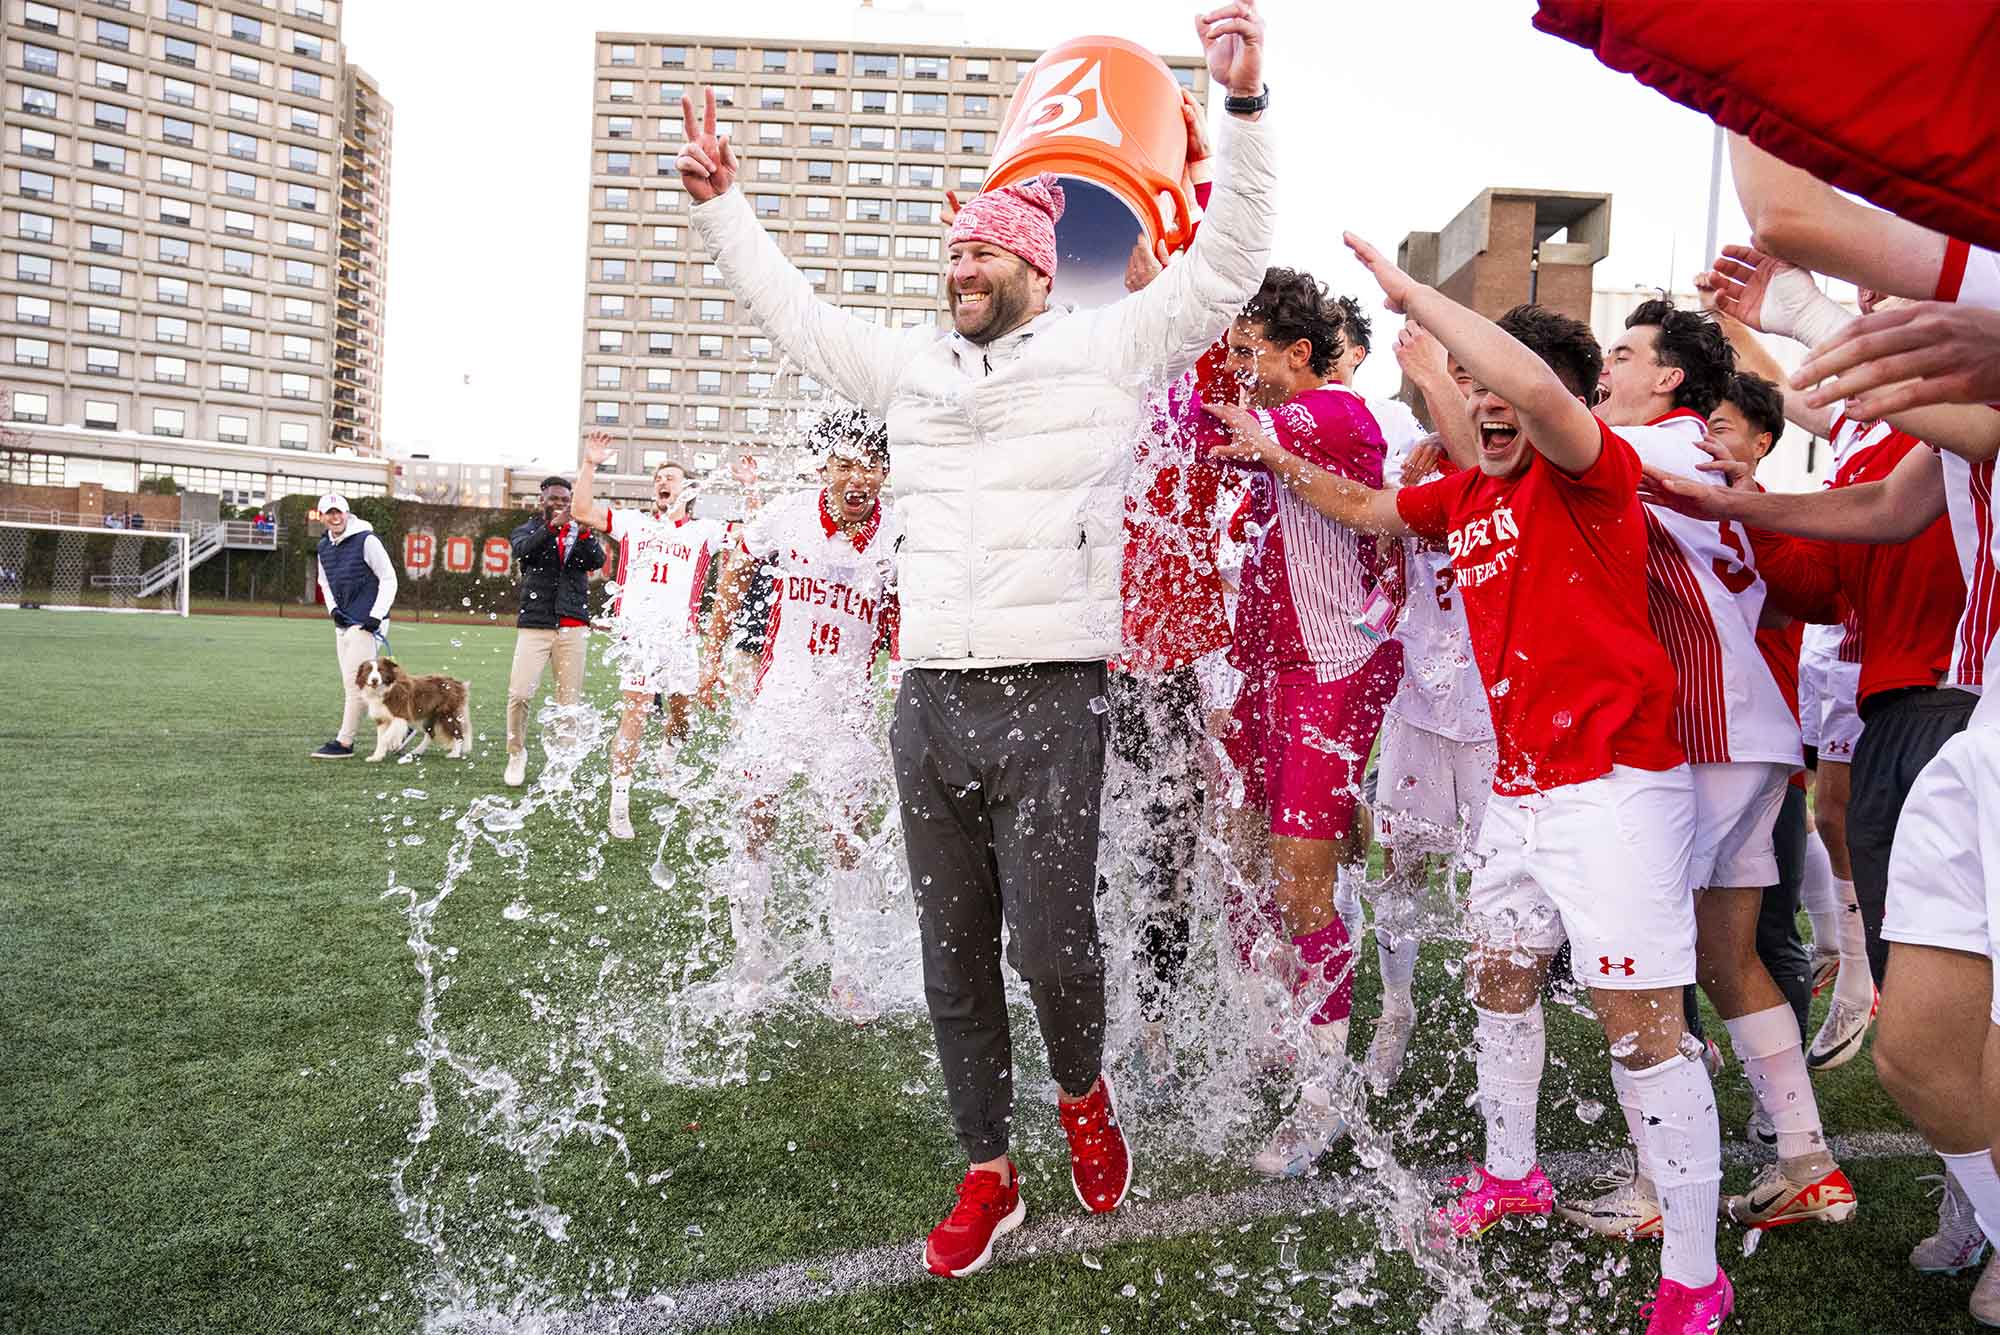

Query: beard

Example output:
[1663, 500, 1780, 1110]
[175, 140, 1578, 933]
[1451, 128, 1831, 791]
[950, 272, 1039, 344]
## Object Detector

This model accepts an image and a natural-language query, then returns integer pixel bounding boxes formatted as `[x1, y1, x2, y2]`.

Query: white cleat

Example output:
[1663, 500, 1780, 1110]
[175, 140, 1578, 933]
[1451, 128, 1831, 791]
[1362, 1012, 1416, 1093]
[608, 798, 636, 841]
[1555, 1155, 1662, 1239]
[1912, 1173, 1992, 1275]
[503, 751, 527, 788]
[828, 973, 879, 1026]
[1807, 988, 1878, 1072]
[1250, 1089, 1347, 1178]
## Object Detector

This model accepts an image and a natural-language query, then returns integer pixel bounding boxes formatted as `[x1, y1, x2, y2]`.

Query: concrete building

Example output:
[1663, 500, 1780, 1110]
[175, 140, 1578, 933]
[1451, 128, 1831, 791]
[576, 27, 1205, 496]
[2, 0, 392, 507]
[1398, 188, 1613, 326]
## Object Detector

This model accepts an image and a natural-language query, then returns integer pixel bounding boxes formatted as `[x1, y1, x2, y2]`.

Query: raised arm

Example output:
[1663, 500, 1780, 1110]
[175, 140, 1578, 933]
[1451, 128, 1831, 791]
[1640, 441, 1947, 545]
[570, 431, 614, 532]
[1728, 133, 1949, 300]
[1693, 256, 1831, 438]
[1393, 320, 1478, 470]
[1199, 400, 1410, 536]
[1347, 233, 1601, 475]
[681, 88, 912, 412]
[1100, 3, 1274, 381]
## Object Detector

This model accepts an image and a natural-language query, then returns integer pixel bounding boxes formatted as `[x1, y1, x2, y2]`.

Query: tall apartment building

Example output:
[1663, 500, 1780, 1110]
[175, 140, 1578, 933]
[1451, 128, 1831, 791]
[331, 59, 386, 455]
[578, 31, 1205, 483]
[2, 0, 392, 491]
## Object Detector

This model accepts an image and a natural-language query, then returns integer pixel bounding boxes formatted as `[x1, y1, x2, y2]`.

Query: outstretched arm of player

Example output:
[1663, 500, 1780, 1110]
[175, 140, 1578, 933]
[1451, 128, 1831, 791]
[1693, 255, 1832, 438]
[570, 432, 615, 532]
[1346, 232, 1602, 475]
[1200, 400, 1411, 536]
[1640, 441, 1947, 544]
[1394, 320, 1479, 471]
[1794, 303, 2000, 455]
[1728, 133, 1949, 301]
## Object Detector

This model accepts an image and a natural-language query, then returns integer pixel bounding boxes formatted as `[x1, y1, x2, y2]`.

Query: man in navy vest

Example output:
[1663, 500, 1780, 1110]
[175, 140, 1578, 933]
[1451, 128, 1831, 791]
[310, 493, 399, 759]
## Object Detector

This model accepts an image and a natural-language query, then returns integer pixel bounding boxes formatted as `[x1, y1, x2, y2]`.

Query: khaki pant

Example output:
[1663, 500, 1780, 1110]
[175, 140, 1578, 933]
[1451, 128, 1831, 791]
[334, 624, 378, 746]
[507, 625, 589, 756]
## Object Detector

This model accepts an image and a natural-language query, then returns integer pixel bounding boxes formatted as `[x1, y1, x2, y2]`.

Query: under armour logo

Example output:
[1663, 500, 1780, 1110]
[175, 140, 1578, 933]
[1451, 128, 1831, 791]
[1598, 956, 1636, 977]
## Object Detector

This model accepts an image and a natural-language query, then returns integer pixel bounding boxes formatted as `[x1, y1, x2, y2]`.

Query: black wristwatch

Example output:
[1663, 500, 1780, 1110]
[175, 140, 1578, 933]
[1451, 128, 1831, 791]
[1223, 84, 1269, 115]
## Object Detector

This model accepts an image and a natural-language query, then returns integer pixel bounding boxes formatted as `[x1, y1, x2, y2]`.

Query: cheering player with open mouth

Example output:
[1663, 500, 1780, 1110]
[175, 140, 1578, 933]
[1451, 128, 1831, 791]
[701, 410, 901, 1021]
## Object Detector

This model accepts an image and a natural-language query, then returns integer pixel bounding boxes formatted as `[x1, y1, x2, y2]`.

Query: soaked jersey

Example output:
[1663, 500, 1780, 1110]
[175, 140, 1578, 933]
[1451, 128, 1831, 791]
[739, 489, 899, 707]
[607, 508, 726, 632]
[1383, 430, 1494, 744]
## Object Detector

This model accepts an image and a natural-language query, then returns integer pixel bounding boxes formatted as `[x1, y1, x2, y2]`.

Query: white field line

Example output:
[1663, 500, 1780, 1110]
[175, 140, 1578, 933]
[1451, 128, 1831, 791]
[552, 1129, 1933, 1334]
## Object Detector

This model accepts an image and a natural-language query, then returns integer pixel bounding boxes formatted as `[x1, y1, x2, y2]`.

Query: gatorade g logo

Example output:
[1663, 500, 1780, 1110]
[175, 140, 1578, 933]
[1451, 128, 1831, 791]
[994, 57, 1124, 161]
[1598, 956, 1637, 977]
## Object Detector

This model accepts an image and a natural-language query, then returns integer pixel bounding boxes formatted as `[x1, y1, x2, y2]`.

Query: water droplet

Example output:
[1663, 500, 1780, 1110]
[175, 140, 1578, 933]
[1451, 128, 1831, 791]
[1574, 1098, 1606, 1124]
[1120, 1283, 1137, 1298]
[685, 1223, 704, 1238]
[501, 901, 530, 921]
[1081, 1252, 1103, 1271]
[400, 788, 427, 800]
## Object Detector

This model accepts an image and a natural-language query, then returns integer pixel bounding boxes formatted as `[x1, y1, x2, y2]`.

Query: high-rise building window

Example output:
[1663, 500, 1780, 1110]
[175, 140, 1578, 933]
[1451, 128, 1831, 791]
[14, 337, 51, 367]
[698, 299, 726, 323]
[811, 51, 839, 74]
[282, 334, 313, 361]
[594, 366, 620, 389]
[645, 370, 670, 391]
[157, 277, 190, 305]
[19, 128, 57, 159]
[218, 414, 250, 443]
[23, 2, 60, 33]
[166, 0, 200, 25]
[224, 169, 257, 199]
[222, 246, 254, 273]
[605, 152, 631, 176]
[157, 316, 189, 343]
[227, 92, 261, 121]
[89, 224, 125, 254]
[96, 19, 132, 50]
[287, 144, 317, 172]
[293, 31, 323, 60]
[596, 329, 622, 352]
[591, 401, 619, 424]
[906, 56, 949, 80]
[24, 45, 59, 75]
[87, 265, 121, 294]
[17, 212, 53, 242]
[13, 392, 51, 424]
[90, 183, 125, 212]
[161, 156, 196, 186]
[760, 49, 787, 71]
[162, 78, 197, 106]
[607, 80, 635, 102]
[647, 333, 673, 355]
[290, 69, 322, 97]
[15, 295, 52, 324]
[231, 13, 263, 42]
[220, 361, 251, 387]
[278, 422, 308, 449]
[609, 43, 636, 67]
[19, 170, 56, 200]
[21, 87, 58, 117]
[85, 400, 119, 429]
[279, 372, 312, 400]
[154, 355, 189, 384]
[160, 198, 195, 226]
[903, 92, 947, 114]
[855, 53, 895, 77]
[163, 37, 200, 67]
[709, 48, 738, 70]
[660, 46, 687, 68]
[153, 408, 187, 437]
[86, 346, 120, 375]
[229, 53, 261, 82]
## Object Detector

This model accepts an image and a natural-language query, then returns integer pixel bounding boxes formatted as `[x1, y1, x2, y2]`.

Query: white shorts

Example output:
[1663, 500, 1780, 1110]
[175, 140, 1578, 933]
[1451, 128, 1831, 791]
[1882, 722, 2000, 1023]
[1798, 656, 1823, 751]
[728, 695, 886, 806]
[1374, 713, 1498, 854]
[615, 620, 700, 697]
[1467, 764, 1698, 990]
[1817, 658, 1864, 763]
[1689, 761, 1789, 890]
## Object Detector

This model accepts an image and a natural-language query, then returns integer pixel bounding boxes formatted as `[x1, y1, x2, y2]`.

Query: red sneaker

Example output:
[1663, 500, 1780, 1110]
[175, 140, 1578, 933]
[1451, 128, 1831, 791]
[923, 1162, 1025, 1278]
[1058, 1072, 1133, 1213]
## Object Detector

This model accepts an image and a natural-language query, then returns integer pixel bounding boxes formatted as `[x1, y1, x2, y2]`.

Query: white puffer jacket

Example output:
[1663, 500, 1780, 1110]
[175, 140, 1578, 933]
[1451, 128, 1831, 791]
[692, 114, 1276, 667]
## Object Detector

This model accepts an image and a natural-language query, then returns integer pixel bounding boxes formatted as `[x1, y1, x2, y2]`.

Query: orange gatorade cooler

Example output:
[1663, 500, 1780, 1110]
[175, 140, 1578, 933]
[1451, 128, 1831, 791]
[983, 36, 1201, 309]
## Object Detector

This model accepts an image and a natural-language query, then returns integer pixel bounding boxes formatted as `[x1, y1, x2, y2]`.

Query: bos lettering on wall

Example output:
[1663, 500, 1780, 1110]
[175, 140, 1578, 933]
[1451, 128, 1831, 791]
[443, 534, 475, 575]
[404, 529, 436, 578]
[482, 536, 512, 578]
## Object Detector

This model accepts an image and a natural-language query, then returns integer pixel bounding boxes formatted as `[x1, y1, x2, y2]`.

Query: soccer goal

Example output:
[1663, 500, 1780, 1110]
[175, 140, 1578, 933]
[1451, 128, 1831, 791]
[0, 519, 191, 616]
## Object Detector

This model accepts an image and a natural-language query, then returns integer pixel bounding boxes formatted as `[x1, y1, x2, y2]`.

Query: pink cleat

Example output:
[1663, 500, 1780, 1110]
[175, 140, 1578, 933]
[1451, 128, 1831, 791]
[1642, 1269, 1734, 1334]
[1434, 1162, 1554, 1240]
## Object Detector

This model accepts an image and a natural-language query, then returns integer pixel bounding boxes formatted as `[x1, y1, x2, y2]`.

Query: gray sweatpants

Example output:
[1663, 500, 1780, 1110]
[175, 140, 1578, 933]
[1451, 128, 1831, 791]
[890, 662, 1109, 1163]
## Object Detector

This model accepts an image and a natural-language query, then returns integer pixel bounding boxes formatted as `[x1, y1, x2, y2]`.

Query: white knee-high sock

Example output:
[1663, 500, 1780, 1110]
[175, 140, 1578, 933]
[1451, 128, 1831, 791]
[1831, 878, 1875, 1008]
[1723, 1004, 1827, 1162]
[1625, 1051, 1722, 1289]
[1473, 1003, 1544, 1180]
[1333, 866, 1365, 945]
[732, 858, 772, 957]
[1610, 1059, 1656, 1186]
[1801, 830, 1838, 950]
[1377, 928, 1417, 1016]
[1941, 1149, 2000, 1247]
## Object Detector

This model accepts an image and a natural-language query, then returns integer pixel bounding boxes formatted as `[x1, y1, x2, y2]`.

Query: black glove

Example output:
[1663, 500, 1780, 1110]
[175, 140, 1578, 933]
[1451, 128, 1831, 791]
[362, 616, 381, 633]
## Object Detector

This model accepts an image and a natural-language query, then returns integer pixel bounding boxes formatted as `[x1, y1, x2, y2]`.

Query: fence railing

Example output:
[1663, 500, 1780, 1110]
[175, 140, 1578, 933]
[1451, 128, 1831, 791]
[0, 508, 282, 546]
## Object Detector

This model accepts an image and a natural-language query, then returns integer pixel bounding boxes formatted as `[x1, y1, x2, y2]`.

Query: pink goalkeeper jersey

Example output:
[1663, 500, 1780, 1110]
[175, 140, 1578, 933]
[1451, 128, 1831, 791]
[1198, 382, 1387, 684]
[1620, 408, 1803, 768]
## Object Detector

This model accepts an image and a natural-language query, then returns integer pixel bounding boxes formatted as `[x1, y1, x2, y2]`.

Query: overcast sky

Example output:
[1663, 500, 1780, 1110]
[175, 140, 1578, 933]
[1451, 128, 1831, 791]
[344, 0, 1764, 470]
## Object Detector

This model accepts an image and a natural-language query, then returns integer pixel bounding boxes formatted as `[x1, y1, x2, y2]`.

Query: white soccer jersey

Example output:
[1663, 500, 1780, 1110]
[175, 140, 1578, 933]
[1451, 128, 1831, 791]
[1622, 409, 1803, 767]
[607, 507, 726, 631]
[739, 489, 899, 707]
[1380, 428, 1493, 744]
[1937, 239, 2000, 702]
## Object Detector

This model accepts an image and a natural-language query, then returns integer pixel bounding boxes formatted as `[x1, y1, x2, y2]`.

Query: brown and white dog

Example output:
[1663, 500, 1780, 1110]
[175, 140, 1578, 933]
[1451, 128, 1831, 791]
[354, 656, 471, 761]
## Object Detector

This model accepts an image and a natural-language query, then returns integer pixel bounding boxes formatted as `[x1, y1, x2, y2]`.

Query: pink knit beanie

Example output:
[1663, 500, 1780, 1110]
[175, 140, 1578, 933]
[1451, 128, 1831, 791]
[947, 173, 1067, 276]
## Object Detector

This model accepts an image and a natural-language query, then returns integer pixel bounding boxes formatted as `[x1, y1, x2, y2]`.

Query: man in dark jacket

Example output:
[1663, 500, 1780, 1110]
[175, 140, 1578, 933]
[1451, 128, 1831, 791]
[504, 475, 605, 786]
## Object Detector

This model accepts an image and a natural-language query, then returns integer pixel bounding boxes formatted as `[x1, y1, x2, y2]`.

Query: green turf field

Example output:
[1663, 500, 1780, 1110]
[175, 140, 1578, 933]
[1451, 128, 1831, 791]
[0, 614, 1979, 1334]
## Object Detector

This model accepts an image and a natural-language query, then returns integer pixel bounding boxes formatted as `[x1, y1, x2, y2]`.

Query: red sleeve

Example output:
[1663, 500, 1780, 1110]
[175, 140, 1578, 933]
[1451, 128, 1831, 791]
[1747, 527, 1845, 624]
[1395, 473, 1457, 541]
[1553, 419, 1644, 507]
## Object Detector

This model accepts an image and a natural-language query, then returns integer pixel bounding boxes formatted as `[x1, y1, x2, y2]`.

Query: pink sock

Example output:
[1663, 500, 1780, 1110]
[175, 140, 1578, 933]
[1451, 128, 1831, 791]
[1293, 917, 1354, 1025]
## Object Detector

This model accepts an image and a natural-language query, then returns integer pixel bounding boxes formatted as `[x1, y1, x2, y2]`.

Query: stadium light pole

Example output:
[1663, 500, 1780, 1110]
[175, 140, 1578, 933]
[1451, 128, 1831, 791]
[1703, 123, 1724, 277]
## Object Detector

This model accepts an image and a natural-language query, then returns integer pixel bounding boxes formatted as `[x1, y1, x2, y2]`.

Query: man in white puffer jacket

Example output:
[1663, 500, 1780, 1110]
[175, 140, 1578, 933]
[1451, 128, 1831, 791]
[680, 0, 1274, 1277]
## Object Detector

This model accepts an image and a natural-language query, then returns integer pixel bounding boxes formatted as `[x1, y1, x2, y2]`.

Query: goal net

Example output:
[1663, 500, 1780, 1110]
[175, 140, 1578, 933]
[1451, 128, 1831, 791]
[0, 520, 190, 616]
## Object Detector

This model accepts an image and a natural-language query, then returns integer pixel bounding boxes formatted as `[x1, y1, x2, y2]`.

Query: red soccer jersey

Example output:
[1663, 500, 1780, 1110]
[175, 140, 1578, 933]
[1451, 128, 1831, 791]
[1395, 419, 1685, 795]
[1751, 427, 1966, 709]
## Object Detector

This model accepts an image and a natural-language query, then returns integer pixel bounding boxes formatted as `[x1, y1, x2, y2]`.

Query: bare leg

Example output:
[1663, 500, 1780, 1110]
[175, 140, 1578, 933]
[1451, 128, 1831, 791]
[1877, 943, 1991, 1154]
